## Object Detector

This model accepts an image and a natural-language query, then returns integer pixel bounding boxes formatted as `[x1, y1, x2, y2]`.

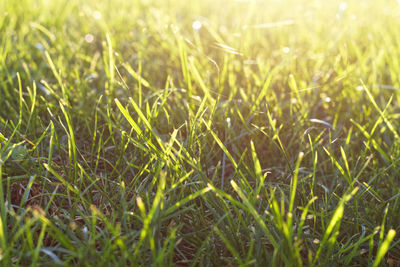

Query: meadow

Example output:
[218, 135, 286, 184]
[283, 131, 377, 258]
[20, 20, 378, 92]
[1, 0, 400, 265]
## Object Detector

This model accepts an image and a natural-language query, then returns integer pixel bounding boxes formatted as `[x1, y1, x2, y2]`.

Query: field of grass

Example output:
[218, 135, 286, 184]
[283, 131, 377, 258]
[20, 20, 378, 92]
[1, 0, 400, 265]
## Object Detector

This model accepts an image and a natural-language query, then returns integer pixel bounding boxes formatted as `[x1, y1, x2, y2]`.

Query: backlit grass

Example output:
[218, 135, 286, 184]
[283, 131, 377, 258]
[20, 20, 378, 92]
[1, 0, 400, 265]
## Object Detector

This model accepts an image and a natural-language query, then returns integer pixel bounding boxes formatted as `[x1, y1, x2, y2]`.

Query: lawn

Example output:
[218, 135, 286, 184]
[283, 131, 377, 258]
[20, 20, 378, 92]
[1, 0, 400, 265]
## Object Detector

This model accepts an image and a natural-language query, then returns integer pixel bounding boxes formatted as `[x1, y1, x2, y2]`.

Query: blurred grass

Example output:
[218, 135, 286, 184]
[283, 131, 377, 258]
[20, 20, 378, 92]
[1, 0, 400, 265]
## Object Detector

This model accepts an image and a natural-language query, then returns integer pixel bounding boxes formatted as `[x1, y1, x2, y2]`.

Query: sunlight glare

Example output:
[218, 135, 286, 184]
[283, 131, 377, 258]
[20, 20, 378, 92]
[192, 20, 202, 31]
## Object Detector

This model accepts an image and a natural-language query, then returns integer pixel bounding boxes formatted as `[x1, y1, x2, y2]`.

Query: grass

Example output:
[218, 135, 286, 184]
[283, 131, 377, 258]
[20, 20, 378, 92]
[1, 0, 400, 265]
